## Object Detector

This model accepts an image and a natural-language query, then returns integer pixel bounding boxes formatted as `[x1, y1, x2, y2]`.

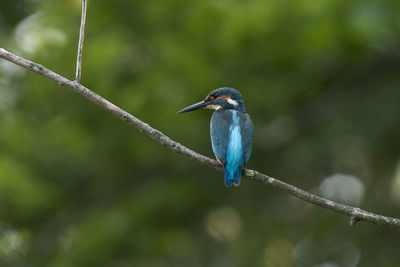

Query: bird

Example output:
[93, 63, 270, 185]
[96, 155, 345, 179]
[178, 87, 253, 187]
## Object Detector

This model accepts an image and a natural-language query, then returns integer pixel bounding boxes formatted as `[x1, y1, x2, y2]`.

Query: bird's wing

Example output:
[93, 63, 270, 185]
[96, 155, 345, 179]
[239, 113, 254, 163]
[210, 110, 231, 165]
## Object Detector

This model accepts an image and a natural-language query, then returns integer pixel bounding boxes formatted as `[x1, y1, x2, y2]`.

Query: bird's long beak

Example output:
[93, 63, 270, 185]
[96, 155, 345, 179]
[178, 100, 209, 113]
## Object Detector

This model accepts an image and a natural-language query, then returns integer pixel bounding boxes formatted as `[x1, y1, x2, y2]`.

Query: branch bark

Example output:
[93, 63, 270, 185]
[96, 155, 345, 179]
[1, 48, 399, 229]
[75, 0, 87, 83]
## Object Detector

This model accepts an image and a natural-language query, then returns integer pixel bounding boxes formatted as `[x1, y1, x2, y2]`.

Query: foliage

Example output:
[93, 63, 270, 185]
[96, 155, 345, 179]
[1, 0, 400, 266]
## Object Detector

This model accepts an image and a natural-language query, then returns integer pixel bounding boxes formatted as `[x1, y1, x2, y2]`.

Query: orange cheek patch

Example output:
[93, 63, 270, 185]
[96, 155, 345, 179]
[216, 95, 230, 101]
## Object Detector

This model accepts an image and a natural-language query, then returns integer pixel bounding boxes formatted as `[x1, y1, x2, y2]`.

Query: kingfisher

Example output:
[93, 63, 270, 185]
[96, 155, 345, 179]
[178, 87, 254, 187]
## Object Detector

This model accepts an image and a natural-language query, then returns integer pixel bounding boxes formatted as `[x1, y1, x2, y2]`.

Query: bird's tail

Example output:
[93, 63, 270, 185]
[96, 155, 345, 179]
[224, 164, 242, 187]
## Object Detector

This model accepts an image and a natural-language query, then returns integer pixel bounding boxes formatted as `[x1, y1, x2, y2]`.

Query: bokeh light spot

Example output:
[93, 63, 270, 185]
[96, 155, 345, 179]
[264, 239, 294, 267]
[15, 13, 67, 54]
[319, 174, 365, 206]
[205, 206, 241, 242]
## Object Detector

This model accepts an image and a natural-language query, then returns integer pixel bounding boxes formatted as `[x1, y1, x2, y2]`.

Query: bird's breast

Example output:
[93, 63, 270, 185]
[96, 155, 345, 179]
[226, 111, 243, 165]
[210, 110, 244, 165]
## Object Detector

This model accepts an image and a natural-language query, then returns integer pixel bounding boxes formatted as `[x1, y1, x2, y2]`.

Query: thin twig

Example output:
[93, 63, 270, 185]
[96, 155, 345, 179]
[75, 0, 87, 83]
[1, 47, 400, 228]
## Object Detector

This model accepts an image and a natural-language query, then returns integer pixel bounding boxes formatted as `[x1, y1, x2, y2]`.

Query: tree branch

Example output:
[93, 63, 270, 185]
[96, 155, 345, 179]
[75, 0, 87, 83]
[1, 48, 399, 229]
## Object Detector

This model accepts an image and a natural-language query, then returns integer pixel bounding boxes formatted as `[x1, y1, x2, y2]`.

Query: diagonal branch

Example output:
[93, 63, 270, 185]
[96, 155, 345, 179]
[75, 0, 87, 83]
[1, 47, 400, 229]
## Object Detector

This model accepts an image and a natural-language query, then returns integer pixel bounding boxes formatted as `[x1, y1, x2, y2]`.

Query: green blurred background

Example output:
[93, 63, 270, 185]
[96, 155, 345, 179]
[1, 0, 400, 266]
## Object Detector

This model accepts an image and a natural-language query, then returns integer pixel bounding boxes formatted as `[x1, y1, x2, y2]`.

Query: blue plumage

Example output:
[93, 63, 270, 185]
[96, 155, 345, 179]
[178, 87, 254, 187]
[211, 110, 253, 186]
[225, 111, 243, 186]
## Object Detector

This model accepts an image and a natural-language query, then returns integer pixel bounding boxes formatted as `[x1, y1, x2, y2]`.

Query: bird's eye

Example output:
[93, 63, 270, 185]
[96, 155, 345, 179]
[207, 95, 216, 101]
[206, 93, 219, 101]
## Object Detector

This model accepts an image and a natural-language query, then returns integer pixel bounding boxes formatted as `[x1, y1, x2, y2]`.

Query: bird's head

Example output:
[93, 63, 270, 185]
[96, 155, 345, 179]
[178, 87, 246, 114]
